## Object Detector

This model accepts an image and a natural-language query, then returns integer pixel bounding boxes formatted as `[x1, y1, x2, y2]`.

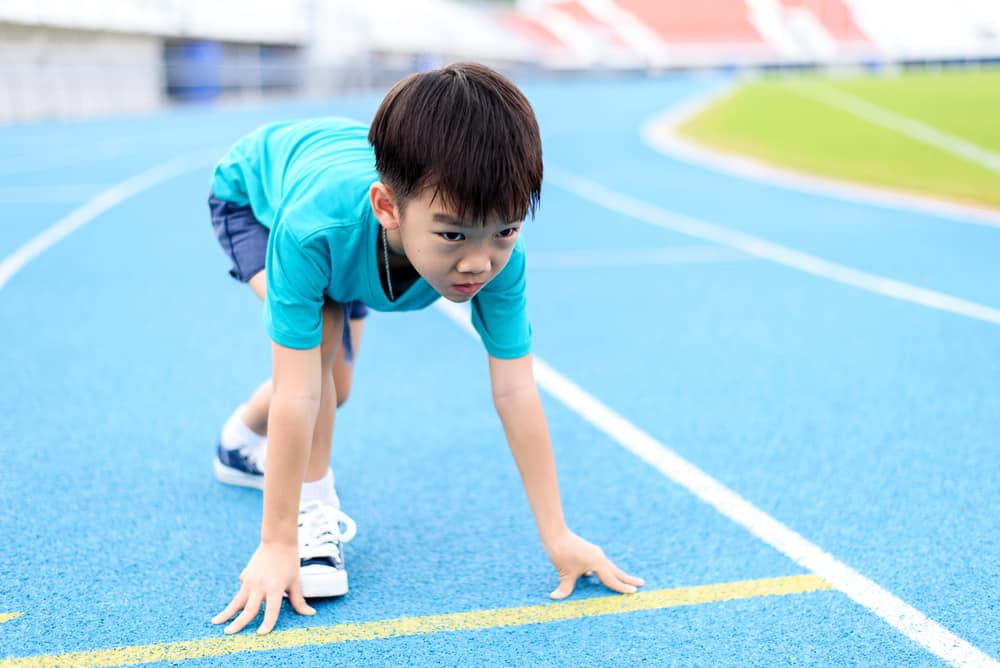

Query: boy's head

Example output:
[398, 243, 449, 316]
[368, 62, 543, 302]
[368, 62, 542, 226]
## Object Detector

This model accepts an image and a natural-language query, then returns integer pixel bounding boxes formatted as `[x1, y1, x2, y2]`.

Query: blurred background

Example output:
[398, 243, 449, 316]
[2, 3, 999, 666]
[2, 0, 999, 123]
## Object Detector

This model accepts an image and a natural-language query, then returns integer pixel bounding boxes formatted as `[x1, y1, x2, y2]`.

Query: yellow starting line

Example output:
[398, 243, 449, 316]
[0, 574, 831, 667]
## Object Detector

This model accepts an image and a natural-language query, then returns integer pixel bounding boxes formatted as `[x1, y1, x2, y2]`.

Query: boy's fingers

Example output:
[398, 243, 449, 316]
[612, 565, 645, 587]
[549, 574, 578, 600]
[212, 587, 249, 625]
[225, 592, 263, 635]
[287, 582, 316, 617]
[594, 567, 637, 595]
[257, 592, 283, 635]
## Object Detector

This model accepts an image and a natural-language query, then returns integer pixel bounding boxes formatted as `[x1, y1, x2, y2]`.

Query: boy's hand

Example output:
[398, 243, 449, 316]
[211, 542, 315, 635]
[544, 530, 645, 600]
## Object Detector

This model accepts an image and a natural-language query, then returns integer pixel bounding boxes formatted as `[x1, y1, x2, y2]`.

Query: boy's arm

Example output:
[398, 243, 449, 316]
[212, 342, 321, 635]
[262, 342, 323, 543]
[488, 354, 644, 599]
[488, 353, 565, 541]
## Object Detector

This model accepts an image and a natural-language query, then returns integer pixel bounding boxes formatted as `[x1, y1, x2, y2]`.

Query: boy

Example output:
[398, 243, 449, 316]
[207, 62, 643, 636]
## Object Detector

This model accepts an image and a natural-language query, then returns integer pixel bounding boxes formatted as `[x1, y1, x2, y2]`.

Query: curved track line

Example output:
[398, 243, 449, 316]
[0, 149, 220, 292]
[642, 82, 1000, 229]
[547, 167, 1000, 326]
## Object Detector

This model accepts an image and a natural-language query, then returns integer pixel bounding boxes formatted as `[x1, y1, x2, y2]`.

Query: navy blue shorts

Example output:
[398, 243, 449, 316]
[209, 192, 368, 358]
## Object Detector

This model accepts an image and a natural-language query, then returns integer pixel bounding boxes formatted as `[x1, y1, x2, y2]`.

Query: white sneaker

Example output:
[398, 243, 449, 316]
[298, 501, 357, 598]
[214, 405, 266, 490]
[213, 440, 266, 490]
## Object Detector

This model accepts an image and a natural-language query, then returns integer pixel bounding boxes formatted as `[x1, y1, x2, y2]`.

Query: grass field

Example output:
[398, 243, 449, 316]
[676, 68, 1000, 209]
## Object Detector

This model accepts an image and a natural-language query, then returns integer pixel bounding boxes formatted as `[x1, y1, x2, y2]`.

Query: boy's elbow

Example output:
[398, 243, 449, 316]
[271, 387, 323, 407]
[491, 382, 538, 411]
[488, 353, 536, 409]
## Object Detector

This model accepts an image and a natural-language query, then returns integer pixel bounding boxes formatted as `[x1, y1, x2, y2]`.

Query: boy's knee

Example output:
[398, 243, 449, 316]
[333, 366, 354, 407]
[336, 388, 351, 408]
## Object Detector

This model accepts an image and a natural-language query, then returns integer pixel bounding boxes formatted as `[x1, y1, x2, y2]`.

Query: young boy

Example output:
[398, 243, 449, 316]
[207, 62, 643, 636]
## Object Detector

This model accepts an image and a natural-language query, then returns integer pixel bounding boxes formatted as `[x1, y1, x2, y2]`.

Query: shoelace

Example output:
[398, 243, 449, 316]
[299, 502, 357, 556]
[238, 441, 266, 471]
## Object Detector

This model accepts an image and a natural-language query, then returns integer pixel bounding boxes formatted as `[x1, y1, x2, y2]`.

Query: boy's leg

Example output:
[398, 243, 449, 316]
[229, 271, 365, 489]
[237, 271, 269, 433]
[332, 318, 365, 406]
[305, 300, 344, 482]
[240, 326, 365, 438]
[240, 272, 271, 435]
[241, 271, 364, 436]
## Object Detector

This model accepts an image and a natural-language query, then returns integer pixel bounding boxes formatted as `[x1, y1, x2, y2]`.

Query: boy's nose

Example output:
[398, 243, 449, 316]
[457, 252, 491, 275]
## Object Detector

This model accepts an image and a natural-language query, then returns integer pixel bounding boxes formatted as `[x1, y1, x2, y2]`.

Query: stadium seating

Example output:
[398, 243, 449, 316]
[785, 0, 867, 41]
[617, 0, 765, 44]
[4, 0, 1000, 120]
[504, 0, 1000, 67]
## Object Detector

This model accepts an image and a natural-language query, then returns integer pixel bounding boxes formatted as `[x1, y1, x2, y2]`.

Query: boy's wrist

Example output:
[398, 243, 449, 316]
[258, 537, 298, 551]
[540, 524, 571, 549]
[260, 531, 298, 547]
[260, 512, 300, 546]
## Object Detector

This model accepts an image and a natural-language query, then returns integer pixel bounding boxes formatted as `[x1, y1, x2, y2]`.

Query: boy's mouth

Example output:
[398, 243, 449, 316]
[452, 282, 484, 295]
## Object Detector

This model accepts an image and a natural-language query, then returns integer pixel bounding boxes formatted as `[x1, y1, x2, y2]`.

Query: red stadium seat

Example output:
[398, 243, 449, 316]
[616, 0, 765, 43]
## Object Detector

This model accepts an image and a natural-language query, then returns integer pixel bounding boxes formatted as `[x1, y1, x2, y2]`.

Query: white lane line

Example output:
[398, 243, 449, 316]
[528, 245, 750, 269]
[792, 83, 1000, 175]
[547, 166, 1000, 327]
[642, 83, 1000, 229]
[434, 299, 999, 668]
[0, 150, 219, 292]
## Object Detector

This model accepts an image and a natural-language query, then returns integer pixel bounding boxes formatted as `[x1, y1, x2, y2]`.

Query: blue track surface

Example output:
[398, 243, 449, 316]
[1, 74, 997, 667]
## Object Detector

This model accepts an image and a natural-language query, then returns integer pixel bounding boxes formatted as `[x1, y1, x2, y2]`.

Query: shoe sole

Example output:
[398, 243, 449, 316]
[213, 458, 264, 490]
[300, 567, 349, 598]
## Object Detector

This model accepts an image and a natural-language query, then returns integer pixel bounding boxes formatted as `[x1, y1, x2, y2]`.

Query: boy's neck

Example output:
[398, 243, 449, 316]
[379, 227, 419, 295]
[384, 227, 405, 258]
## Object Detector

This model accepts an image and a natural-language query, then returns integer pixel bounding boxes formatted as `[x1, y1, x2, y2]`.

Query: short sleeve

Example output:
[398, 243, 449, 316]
[470, 239, 532, 359]
[263, 219, 331, 349]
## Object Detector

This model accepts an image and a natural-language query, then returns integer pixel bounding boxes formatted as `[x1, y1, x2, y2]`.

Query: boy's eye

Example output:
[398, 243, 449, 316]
[440, 231, 465, 242]
[496, 228, 519, 239]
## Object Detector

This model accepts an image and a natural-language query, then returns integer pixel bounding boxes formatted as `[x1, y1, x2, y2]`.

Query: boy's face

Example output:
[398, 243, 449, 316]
[373, 184, 523, 302]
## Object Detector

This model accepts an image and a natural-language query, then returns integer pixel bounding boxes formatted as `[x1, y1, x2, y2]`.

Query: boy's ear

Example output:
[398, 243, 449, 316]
[369, 182, 401, 230]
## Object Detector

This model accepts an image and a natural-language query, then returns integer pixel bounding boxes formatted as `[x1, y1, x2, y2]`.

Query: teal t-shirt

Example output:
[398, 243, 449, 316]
[210, 117, 532, 359]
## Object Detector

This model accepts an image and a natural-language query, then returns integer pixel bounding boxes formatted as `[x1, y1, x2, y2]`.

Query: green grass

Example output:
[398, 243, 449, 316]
[676, 68, 1000, 210]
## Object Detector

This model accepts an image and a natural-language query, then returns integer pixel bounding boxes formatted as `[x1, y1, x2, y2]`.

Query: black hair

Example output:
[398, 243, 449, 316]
[369, 62, 543, 224]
